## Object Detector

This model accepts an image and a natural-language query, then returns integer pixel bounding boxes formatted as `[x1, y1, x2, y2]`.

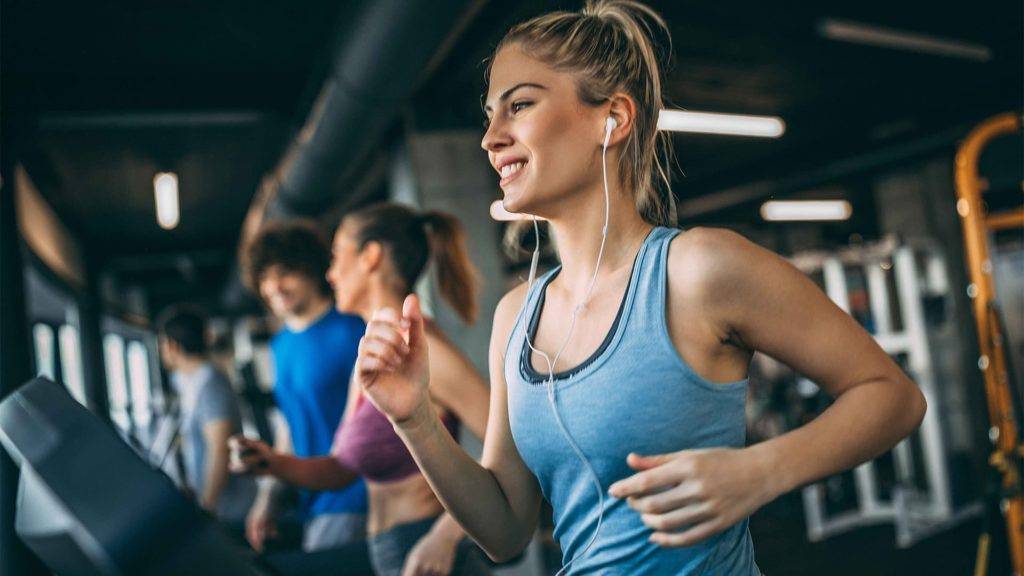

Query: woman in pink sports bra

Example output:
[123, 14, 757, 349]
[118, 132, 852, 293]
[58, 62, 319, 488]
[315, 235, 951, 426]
[232, 203, 491, 576]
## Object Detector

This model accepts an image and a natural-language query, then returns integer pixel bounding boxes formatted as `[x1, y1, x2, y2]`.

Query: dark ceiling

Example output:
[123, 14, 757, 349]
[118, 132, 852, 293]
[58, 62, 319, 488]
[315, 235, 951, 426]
[4, 0, 347, 312]
[28, 117, 284, 255]
[417, 0, 1022, 196]
[3, 0, 1021, 315]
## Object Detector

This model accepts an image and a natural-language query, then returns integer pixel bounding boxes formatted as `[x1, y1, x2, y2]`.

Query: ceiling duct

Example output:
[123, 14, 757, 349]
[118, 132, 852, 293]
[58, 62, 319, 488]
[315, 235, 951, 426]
[225, 0, 481, 312]
[262, 0, 481, 220]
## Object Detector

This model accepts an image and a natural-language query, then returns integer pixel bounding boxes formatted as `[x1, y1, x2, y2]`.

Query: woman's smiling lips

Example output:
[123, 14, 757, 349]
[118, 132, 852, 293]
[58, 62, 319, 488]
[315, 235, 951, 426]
[494, 157, 528, 188]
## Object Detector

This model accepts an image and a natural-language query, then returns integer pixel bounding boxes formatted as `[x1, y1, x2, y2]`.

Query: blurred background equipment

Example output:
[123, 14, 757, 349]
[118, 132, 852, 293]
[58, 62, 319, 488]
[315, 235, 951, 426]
[953, 112, 1024, 576]
[790, 237, 980, 547]
[0, 378, 271, 576]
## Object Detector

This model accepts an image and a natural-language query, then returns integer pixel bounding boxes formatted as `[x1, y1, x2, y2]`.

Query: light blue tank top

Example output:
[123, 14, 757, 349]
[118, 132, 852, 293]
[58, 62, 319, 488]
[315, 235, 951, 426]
[505, 226, 760, 575]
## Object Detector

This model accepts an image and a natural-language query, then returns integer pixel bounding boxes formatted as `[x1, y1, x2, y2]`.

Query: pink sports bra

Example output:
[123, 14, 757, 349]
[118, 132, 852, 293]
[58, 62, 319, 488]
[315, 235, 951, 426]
[331, 395, 459, 483]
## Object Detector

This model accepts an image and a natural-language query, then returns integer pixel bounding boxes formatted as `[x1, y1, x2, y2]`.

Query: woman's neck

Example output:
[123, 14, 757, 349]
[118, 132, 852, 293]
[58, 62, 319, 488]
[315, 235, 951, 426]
[546, 185, 653, 298]
[356, 283, 407, 323]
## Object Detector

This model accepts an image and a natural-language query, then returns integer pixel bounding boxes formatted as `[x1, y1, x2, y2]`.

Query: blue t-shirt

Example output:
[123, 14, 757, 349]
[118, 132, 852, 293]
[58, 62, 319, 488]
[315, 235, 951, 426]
[272, 309, 368, 520]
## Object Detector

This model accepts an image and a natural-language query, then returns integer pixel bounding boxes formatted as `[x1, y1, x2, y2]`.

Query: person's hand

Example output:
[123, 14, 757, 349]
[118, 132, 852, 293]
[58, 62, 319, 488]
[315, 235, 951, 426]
[244, 493, 279, 553]
[401, 528, 460, 576]
[228, 435, 277, 476]
[356, 295, 432, 426]
[608, 448, 778, 547]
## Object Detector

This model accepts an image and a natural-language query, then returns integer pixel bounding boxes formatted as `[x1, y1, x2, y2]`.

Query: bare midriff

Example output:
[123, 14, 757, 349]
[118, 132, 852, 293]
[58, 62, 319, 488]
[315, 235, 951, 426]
[366, 472, 444, 535]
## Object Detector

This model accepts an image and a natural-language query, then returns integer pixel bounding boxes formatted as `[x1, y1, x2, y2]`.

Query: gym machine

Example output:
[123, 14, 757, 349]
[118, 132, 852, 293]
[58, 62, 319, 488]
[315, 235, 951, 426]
[791, 236, 982, 547]
[955, 112, 1023, 576]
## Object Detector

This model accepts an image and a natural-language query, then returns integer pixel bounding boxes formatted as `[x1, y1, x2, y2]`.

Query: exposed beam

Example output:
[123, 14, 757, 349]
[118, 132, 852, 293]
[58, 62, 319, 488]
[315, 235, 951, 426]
[38, 111, 266, 130]
[678, 123, 972, 219]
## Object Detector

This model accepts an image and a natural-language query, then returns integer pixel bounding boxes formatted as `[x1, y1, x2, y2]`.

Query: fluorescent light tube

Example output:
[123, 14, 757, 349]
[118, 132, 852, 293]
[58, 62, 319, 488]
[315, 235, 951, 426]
[490, 200, 544, 222]
[819, 18, 991, 62]
[760, 200, 852, 221]
[154, 172, 180, 230]
[657, 109, 785, 138]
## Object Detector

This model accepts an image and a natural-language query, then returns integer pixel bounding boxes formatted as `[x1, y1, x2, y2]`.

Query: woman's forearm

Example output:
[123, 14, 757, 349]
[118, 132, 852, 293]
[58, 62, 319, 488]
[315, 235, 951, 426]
[395, 404, 534, 561]
[270, 454, 357, 492]
[429, 512, 465, 546]
[750, 375, 926, 499]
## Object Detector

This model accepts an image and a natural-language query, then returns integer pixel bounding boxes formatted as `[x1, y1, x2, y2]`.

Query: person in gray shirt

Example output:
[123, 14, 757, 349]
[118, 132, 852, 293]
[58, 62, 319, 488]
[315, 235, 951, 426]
[158, 306, 256, 525]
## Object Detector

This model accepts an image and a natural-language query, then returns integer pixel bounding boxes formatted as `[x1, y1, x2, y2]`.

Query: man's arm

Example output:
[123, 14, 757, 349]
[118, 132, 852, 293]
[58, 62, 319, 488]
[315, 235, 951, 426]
[200, 419, 234, 512]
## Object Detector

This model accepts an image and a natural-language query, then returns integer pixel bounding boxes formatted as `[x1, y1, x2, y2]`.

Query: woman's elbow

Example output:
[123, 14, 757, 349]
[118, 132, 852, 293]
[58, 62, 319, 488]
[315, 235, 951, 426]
[483, 547, 515, 564]
[481, 531, 532, 564]
[900, 378, 927, 437]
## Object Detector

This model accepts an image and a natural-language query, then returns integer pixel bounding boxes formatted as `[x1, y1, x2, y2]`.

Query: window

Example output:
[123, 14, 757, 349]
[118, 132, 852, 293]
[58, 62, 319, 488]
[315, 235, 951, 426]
[58, 324, 87, 406]
[127, 341, 152, 429]
[32, 323, 56, 381]
[104, 334, 130, 432]
[144, 334, 167, 416]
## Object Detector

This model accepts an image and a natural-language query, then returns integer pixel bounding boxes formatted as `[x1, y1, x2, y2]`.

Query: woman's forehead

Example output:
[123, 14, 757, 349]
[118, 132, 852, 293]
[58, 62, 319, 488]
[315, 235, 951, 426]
[333, 224, 355, 244]
[486, 48, 564, 102]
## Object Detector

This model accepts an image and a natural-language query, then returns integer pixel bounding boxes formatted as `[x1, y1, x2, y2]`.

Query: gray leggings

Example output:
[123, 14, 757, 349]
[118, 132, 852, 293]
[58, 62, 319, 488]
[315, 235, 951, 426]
[367, 516, 491, 576]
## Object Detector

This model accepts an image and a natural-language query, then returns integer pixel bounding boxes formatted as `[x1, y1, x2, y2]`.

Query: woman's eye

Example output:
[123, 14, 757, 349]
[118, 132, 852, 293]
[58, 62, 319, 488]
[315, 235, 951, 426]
[482, 101, 531, 127]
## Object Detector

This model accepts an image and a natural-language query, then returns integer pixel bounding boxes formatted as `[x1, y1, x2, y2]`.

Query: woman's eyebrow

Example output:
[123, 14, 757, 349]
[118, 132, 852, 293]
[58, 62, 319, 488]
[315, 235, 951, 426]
[483, 82, 547, 113]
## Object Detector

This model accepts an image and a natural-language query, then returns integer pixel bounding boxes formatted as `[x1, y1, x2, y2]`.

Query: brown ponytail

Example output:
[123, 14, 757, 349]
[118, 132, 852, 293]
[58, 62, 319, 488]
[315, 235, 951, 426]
[346, 202, 480, 324]
[421, 211, 480, 324]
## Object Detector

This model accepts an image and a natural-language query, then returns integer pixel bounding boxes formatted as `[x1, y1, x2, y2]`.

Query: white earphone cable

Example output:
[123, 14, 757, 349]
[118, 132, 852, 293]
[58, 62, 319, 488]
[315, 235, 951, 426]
[521, 120, 614, 575]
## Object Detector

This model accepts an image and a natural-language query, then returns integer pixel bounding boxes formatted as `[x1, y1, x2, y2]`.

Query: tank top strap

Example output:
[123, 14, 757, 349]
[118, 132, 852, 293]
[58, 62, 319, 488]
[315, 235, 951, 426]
[504, 266, 561, 363]
[624, 226, 682, 333]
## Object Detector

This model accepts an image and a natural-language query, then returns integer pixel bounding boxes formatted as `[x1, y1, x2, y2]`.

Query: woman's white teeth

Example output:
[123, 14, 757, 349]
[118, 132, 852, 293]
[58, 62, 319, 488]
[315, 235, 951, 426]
[501, 162, 524, 179]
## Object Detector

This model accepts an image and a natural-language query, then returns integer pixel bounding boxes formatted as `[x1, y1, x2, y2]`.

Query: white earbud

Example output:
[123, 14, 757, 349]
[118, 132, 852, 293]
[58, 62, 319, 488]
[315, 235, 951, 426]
[604, 117, 617, 146]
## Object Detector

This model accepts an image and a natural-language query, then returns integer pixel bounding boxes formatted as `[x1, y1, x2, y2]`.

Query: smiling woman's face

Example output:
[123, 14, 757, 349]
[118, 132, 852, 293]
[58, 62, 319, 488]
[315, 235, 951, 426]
[326, 220, 367, 316]
[481, 46, 607, 218]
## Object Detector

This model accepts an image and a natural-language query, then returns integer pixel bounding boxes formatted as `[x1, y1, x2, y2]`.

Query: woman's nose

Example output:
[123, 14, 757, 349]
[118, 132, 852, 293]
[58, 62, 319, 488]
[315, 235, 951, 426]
[481, 116, 512, 153]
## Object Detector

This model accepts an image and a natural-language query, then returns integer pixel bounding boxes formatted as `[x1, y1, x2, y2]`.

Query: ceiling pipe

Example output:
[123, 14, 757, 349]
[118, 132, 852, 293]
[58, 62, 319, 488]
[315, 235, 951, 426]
[225, 0, 484, 312]
[259, 0, 484, 221]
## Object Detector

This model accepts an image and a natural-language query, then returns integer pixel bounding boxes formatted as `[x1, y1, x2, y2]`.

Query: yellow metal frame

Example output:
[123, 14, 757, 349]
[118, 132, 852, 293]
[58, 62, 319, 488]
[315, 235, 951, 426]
[954, 111, 1024, 574]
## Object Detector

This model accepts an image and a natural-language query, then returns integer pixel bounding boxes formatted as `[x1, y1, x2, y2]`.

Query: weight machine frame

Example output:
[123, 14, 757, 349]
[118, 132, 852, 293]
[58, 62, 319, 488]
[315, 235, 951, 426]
[791, 237, 981, 547]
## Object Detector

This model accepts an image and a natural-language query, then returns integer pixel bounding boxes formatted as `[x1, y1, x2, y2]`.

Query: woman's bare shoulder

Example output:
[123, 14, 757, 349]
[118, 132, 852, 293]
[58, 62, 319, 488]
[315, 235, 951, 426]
[668, 226, 758, 292]
[492, 281, 530, 343]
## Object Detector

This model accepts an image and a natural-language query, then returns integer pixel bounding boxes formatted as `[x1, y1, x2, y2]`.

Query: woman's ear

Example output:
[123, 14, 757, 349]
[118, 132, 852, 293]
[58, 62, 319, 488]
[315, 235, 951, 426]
[359, 240, 384, 273]
[605, 92, 637, 146]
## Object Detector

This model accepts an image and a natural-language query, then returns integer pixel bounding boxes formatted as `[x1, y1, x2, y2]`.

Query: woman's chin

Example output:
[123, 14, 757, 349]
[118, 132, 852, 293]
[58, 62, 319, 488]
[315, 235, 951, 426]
[501, 189, 538, 218]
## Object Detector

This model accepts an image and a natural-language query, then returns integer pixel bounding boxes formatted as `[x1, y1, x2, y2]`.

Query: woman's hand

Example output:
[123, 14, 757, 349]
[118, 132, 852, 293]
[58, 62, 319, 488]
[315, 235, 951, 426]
[401, 528, 460, 576]
[608, 447, 778, 547]
[356, 295, 432, 425]
[228, 435, 279, 477]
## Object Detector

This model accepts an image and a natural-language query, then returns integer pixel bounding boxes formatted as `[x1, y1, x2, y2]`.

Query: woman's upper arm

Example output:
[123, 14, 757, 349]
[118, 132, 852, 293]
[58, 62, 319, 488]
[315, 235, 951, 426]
[342, 366, 362, 427]
[325, 370, 362, 461]
[678, 227, 915, 399]
[426, 331, 491, 440]
[479, 284, 542, 531]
